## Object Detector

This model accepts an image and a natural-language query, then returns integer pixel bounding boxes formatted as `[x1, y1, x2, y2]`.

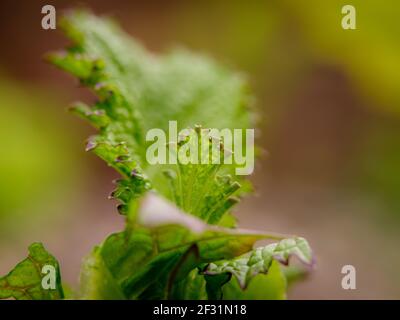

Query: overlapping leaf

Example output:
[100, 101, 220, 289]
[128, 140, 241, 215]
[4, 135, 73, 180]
[79, 193, 283, 299]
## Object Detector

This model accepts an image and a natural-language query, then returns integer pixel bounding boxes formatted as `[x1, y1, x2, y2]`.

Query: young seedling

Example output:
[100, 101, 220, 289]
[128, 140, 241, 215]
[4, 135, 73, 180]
[0, 10, 313, 300]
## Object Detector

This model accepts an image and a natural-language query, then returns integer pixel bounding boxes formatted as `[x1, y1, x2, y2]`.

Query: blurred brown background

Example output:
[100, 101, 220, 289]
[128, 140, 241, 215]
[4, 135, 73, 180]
[0, 0, 400, 299]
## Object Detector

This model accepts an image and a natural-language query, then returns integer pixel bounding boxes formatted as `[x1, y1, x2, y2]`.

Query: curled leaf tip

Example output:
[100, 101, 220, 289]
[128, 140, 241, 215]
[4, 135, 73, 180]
[85, 140, 97, 151]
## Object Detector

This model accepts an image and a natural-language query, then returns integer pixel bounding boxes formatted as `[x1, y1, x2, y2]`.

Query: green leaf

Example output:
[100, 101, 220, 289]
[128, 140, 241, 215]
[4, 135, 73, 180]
[0, 243, 64, 300]
[80, 193, 285, 299]
[44, 10, 315, 301]
[79, 246, 125, 300]
[204, 273, 232, 300]
[52, 11, 252, 135]
[221, 261, 287, 300]
[170, 269, 208, 300]
[204, 237, 313, 289]
[154, 127, 246, 224]
[281, 265, 309, 289]
[48, 10, 254, 224]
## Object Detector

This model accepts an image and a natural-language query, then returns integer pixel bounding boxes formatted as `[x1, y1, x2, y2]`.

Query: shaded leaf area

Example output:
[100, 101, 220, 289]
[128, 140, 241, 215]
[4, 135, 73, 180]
[49, 11, 254, 223]
[0, 243, 64, 300]
[170, 268, 208, 300]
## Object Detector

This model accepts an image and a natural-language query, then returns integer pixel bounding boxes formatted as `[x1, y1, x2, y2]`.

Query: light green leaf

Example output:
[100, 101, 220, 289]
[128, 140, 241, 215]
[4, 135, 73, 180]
[79, 246, 125, 300]
[48, 10, 254, 224]
[0, 243, 64, 300]
[204, 237, 313, 289]
[152, 127, 246, 224]
[221, 261, 287, 300]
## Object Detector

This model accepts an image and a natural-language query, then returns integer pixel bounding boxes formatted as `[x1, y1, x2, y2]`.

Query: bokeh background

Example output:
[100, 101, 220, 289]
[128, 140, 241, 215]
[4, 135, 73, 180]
[1, 0, 400, 299]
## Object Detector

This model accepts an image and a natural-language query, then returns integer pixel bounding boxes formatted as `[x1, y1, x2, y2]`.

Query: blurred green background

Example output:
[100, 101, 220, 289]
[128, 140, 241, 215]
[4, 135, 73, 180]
[0, 0, 399, 299]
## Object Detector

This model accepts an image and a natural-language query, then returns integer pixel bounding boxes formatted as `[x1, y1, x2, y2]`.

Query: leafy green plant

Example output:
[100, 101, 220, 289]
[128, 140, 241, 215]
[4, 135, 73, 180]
[0, 11, 313, 300]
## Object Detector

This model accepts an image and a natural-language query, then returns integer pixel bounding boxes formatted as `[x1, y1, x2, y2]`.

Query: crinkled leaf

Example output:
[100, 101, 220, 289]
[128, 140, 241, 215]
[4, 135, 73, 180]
[204, 237, 313, 289]
[0, 243, 64, 300]
[154, 127, 248, 224]
[79, 246, 125, 300]
[80, 193, 284, 299]
[221, 261, 287, 300]
[49, 10, 254, 224]
[51, 11, 252, 136]
[44, 11, 314, 301]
